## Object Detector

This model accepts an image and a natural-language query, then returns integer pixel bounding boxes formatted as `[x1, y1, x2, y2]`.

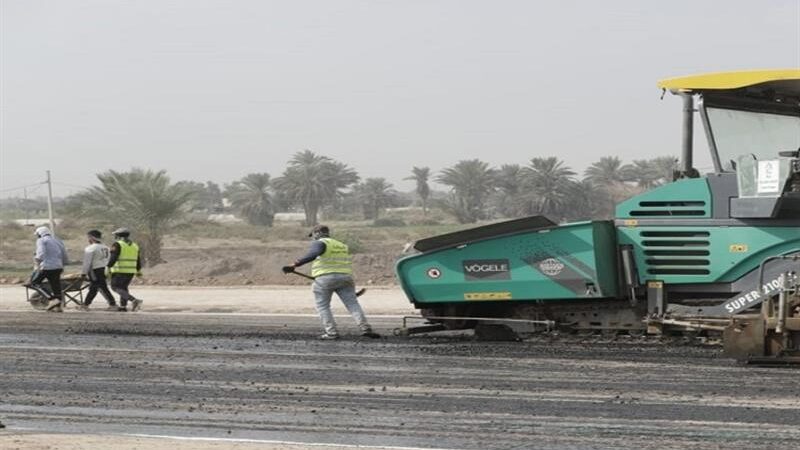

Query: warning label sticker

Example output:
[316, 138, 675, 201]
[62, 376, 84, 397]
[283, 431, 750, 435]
[757, 160, 781, 194]
[464, 292, 512, 301]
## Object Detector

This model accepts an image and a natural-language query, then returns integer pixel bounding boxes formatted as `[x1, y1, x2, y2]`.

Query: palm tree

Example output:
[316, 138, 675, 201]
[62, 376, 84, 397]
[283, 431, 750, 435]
[564, 179, 604, 221]
[493, 164, 525, 218]
[273, 150, 359, 226]
[354, 178, 394, 219]
[584, 156, 631, 187]
[648, 156, 679, 185]
[520, 157, 576, 219]
[72, 169, 193, 266]
[436, 159, 496, 223]
[205, 181, 224, 212]
[225, 173, 275, 226]
[584, 156, 635, 218]
[625, 160, 662, 188]
[175, 180, 224, 212]
[404, 166, 431, 214]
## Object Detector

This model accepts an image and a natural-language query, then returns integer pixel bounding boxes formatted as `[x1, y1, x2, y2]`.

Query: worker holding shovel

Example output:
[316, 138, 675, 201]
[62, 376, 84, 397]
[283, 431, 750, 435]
[283, 224, 380, 340]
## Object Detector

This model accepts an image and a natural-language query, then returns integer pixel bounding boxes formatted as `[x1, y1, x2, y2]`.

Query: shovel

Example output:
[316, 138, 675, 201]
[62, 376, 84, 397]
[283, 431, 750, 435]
[283, 267, 367, 297]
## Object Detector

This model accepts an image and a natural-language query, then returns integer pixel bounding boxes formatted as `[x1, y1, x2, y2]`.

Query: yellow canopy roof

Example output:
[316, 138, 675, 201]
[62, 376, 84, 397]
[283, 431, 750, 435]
[658, 69, 800, 92]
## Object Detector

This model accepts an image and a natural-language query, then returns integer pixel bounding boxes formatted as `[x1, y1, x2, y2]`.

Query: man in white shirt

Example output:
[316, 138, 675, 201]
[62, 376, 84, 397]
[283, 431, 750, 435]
[28, 226, 68, 312]
[81, 229, 117, 311]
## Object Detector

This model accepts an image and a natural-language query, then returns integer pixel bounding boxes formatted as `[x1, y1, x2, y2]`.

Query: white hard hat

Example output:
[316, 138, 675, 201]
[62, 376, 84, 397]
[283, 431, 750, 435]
[34, 226, 51, 237]
[112, 227, 131, 237]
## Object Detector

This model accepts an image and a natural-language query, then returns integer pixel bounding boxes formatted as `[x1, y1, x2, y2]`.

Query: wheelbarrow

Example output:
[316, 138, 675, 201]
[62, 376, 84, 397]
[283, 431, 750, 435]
[25, 271, 88, 310]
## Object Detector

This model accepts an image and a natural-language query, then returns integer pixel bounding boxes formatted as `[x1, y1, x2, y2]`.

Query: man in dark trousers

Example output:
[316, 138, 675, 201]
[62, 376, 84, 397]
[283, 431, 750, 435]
[80, 229, 117, 311]
[284, 224, 379, 340]
[107, 228, 143, 312]
[29, 226, 68, 312]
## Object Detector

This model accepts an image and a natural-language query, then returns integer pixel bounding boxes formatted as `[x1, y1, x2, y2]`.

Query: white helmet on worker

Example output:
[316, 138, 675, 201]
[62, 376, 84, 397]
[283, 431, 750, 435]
[34, 226, 51, 237]
[112, 227, 131, 238]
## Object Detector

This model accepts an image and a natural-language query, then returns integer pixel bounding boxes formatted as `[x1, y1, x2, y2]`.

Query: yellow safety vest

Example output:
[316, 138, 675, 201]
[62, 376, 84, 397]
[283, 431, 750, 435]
[311, 237, 353, 278]
[110, 240, 140, 274]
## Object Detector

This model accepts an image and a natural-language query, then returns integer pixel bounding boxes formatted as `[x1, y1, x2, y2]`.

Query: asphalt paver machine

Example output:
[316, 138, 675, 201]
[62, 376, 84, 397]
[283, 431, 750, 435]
[395, 70, 800, 363]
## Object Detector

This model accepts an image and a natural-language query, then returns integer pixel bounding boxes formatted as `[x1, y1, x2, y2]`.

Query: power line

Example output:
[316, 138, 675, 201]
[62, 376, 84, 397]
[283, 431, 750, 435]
[0, 181, 46, 193]
[2, 181, 90, 198]
[20, 183, 45, 196]
[53, 181, 92, 190]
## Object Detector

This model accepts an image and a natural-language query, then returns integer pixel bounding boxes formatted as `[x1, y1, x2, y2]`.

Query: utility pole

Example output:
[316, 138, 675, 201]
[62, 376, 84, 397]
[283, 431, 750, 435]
[46, 170, 56, 235]
[23, 187, 30, 225]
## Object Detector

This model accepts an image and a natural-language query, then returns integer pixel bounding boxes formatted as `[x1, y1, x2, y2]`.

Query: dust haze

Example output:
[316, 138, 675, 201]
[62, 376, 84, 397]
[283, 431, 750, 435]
[2, 0, 798, 195]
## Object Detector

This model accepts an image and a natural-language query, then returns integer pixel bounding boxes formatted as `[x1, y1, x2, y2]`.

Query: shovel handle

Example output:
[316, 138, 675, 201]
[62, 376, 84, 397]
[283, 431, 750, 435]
[286, 269, 367, 297]
[289, 270, 316, 281]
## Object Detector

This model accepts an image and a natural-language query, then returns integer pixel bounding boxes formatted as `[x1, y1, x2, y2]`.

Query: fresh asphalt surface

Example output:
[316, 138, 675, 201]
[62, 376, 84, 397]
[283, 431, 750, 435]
[1, 310, 799, 450]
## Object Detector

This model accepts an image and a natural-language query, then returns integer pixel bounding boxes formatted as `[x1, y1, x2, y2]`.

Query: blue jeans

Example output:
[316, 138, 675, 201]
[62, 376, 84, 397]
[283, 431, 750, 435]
[312, 273, 371, 336]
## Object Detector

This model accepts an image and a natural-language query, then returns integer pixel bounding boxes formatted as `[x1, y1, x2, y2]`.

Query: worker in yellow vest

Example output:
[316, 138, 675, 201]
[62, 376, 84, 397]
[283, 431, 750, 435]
[107, 228, 143, 312]
[284, 224, 379, 340]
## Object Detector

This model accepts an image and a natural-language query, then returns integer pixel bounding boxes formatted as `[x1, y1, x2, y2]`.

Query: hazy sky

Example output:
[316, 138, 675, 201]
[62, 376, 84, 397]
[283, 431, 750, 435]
[1, 0, 799, 198]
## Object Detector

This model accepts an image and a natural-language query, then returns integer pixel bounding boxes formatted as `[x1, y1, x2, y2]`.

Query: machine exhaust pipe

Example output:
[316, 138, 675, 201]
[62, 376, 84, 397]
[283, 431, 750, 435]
[680, 93, 694, 177]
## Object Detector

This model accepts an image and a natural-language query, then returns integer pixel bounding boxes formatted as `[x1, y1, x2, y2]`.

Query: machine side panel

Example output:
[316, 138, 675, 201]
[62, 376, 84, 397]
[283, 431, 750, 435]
[395, 221, 618, 305]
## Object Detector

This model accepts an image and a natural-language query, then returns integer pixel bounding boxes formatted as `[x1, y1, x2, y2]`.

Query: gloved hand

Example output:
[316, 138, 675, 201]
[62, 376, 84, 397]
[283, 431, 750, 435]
[281, 265, 295, 274]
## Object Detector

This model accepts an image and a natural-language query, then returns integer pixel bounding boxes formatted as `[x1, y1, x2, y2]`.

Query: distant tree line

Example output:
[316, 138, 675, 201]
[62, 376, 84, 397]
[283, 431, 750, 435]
[434, 155, 678, 224]
[50, 150, 676, 266]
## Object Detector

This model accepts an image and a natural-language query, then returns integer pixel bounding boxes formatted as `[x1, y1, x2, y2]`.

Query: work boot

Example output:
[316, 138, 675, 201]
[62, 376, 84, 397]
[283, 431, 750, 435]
[131, 298, 143, 312]
[117, 306, 128, 312]
[361, 330, 381, 339]
[319, 333, 340, 340]
[46, 299, 62, 312]
[104, 305, 119, 311]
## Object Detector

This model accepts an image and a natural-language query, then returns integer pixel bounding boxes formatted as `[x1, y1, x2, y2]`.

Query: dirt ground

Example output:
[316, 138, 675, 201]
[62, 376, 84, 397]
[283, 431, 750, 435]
[0, 433, 397, 450]
[137, 245, 403, 286]
[1, 286, 799, 450]
[0, 285, 417, 316]
[0, 231, 406, 286]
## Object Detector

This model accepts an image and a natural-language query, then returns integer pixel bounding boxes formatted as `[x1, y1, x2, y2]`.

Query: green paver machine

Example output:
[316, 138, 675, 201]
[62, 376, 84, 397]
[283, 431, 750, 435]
[395, 70, 800, 362]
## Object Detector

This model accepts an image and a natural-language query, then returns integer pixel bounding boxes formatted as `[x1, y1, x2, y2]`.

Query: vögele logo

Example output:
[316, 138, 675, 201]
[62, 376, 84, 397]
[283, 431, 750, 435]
[463, 259, 511, 280]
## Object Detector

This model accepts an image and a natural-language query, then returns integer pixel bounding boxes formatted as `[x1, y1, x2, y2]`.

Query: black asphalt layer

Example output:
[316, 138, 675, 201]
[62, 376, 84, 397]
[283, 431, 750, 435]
[1, 312, 799, 450]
